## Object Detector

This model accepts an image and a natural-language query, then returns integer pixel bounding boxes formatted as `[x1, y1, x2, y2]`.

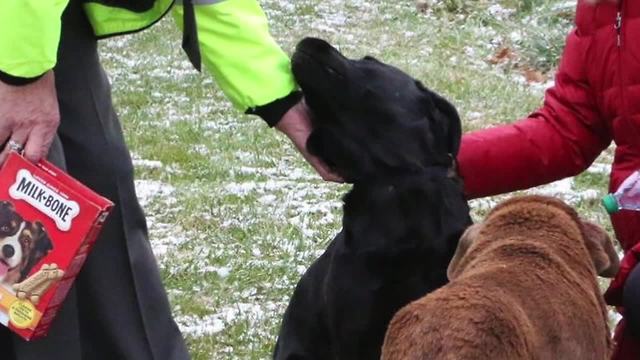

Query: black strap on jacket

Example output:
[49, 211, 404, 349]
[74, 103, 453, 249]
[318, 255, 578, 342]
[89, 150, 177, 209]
[181, 0, 201, 71]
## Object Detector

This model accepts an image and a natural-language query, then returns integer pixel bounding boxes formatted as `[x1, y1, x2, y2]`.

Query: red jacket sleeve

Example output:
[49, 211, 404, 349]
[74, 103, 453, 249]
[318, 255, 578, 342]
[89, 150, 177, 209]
[458, 29, 611, 199]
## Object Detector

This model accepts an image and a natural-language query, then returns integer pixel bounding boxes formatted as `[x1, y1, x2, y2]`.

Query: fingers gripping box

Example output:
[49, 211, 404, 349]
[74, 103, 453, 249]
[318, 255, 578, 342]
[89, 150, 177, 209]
[0, 152, 113, 340]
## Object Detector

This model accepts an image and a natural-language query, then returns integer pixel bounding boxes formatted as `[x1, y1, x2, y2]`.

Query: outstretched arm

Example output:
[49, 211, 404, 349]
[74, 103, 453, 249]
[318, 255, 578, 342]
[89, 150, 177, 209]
[172, 0, 298, 124]
[172, 0, 341, 181]
[458, 29, 611, 198]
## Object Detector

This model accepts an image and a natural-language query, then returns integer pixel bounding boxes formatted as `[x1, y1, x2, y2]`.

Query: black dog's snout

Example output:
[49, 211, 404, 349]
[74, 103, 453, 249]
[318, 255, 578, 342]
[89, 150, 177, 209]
[296, 37, 332, 54]
[2, 244, 14, 259]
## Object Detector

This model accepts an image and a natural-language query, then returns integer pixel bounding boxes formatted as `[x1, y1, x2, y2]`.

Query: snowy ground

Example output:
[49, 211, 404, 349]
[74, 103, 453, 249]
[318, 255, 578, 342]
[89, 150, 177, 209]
[99, 1, 619, 358]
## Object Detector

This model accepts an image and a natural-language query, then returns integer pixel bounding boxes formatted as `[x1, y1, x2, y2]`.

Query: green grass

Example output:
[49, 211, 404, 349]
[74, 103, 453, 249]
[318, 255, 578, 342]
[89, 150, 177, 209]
[98, 1, 618, 358]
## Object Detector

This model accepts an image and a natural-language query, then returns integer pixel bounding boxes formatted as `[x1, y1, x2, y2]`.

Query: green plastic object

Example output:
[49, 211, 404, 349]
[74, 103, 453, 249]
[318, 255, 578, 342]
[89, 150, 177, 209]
[602, 194, 620, 214]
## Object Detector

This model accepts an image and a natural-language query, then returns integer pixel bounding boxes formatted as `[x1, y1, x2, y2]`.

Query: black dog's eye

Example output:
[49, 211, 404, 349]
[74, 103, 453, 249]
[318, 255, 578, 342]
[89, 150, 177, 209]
[1, 226, 8, 232]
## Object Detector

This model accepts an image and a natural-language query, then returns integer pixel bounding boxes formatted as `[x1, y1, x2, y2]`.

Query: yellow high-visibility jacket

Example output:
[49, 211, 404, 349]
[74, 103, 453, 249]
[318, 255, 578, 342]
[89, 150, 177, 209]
[0, 0, 299, 124]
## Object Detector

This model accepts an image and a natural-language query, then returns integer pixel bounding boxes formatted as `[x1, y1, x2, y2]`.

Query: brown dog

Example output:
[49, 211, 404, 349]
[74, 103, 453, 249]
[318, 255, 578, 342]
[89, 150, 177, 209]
[0, 220, 53, 287]
[382, 195, 619, 360]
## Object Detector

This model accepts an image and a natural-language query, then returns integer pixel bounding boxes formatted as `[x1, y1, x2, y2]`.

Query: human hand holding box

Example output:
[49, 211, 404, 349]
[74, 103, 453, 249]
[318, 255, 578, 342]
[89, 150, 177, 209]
[0, 152, 113, 340]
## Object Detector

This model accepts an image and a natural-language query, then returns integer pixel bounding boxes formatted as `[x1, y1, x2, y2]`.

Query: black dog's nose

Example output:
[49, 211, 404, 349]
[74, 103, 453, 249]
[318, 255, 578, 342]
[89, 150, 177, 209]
[2, 244, 14, 259]
[296, 37, 332, 54]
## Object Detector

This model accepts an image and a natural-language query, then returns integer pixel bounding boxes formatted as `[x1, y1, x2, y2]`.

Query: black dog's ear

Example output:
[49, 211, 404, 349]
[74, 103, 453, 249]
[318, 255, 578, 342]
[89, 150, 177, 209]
[416, 81, 462, 157]
[432, 92, 461, 157]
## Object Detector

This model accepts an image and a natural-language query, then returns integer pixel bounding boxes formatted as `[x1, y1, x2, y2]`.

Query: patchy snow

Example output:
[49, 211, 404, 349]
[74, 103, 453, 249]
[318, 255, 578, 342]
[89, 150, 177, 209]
[469, 173, 604, 222]
[177, 301, 279, 337]
[222, 178, 340, 238]
[133, 159, 163, 169]
[236, 165, 318, 181]
[146, 221, 189, 259]
[133, 179, 188, 260]
[201, 265, 232, 278]
[465, 111, 484, 122]
[553, 0, 578, 11]
[487, 4, 515, 20]
[469, 197, 500, 214]
[587, 163, 611, 175]
[224, 182, 257, 196]
[134, 180, 175, 207]
[131, 153, 163, 169]
[177, 315, 225, 336]
[609, 310, 622, 332]
[528, 178, 599, 204]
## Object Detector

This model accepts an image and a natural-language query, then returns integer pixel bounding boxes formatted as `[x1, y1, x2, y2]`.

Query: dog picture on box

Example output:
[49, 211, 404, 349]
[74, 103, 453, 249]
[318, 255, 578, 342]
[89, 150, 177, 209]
[0, 200, 53, 326]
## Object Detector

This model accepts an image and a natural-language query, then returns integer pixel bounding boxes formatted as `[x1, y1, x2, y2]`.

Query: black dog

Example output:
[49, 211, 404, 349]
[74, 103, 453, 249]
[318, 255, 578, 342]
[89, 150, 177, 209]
[273, 38, 472, 359]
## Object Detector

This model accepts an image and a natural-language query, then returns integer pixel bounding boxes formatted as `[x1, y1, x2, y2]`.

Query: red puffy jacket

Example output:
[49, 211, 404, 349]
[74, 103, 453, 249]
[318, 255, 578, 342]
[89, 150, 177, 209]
[458, 0, 640, 358]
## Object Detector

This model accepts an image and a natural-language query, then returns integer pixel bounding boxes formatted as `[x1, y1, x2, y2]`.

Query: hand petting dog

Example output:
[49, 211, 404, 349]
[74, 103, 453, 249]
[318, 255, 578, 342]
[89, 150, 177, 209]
[276, 101, 343, 183]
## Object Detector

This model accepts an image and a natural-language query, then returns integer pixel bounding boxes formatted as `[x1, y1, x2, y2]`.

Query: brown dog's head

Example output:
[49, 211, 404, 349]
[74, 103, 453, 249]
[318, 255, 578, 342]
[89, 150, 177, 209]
[447, 196, 620, 280]
[292, 37, 461, 183]
[0, 220, 53, 285]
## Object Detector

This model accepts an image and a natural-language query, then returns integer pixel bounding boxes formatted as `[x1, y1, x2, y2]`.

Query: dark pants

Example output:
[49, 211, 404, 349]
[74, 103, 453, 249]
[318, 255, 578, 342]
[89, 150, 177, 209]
[0, 2, 190, 359]
[625, 264, 640, 337]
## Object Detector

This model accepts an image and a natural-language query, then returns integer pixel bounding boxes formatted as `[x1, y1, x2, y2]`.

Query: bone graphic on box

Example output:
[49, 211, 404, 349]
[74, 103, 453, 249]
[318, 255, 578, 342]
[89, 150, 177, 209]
[9, 169, 80, 231]
[13, 264, 64, 304]
[21, 276, 60, 304]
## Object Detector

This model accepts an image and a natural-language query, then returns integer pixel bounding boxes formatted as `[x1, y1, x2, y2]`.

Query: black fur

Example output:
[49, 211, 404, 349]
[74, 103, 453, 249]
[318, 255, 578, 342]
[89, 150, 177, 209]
[273, 38, 472, 359]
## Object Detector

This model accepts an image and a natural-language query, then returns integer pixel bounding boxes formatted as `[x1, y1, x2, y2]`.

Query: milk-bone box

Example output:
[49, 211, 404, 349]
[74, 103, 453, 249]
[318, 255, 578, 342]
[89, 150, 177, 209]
[0, 152, 113, 340]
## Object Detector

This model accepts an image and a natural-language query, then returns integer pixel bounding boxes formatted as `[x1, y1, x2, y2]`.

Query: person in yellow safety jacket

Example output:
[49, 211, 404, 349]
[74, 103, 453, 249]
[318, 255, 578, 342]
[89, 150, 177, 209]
[0, 0, 338, 359]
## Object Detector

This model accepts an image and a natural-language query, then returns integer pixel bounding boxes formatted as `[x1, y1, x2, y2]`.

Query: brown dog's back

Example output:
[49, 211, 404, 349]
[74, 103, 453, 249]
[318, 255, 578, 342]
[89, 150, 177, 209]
[382, 196, 618, 360]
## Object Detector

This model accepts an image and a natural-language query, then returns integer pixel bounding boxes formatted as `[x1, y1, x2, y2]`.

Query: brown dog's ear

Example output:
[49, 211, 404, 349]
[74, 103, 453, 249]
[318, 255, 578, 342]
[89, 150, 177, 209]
[32, 222, 53, 257]
[447, 223, 481, 280]
[580, 221, 620, 278]
[19, 222, 53, 281]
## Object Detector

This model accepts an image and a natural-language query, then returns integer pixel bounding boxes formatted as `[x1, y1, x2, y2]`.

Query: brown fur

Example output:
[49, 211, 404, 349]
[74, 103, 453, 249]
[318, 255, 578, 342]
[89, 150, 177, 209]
[381, 195, 619, 360]
[3, 221, 52, 285]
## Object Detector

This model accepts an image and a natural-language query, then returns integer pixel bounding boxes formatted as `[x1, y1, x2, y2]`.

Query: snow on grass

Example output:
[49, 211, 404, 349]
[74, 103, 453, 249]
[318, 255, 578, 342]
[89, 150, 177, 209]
[587, 163, 611, 175]
[529, 178, 599, 204]
[102, 1, 619, 357]
[133, 178, 190, 261]
[487, 4, 515, 20]
[177, 301, 279, 337]
[223, 178, 340, 239]
[134, 179, 175, 207]
[178, 314, 225, 336]
[131, 154, 163, 169]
